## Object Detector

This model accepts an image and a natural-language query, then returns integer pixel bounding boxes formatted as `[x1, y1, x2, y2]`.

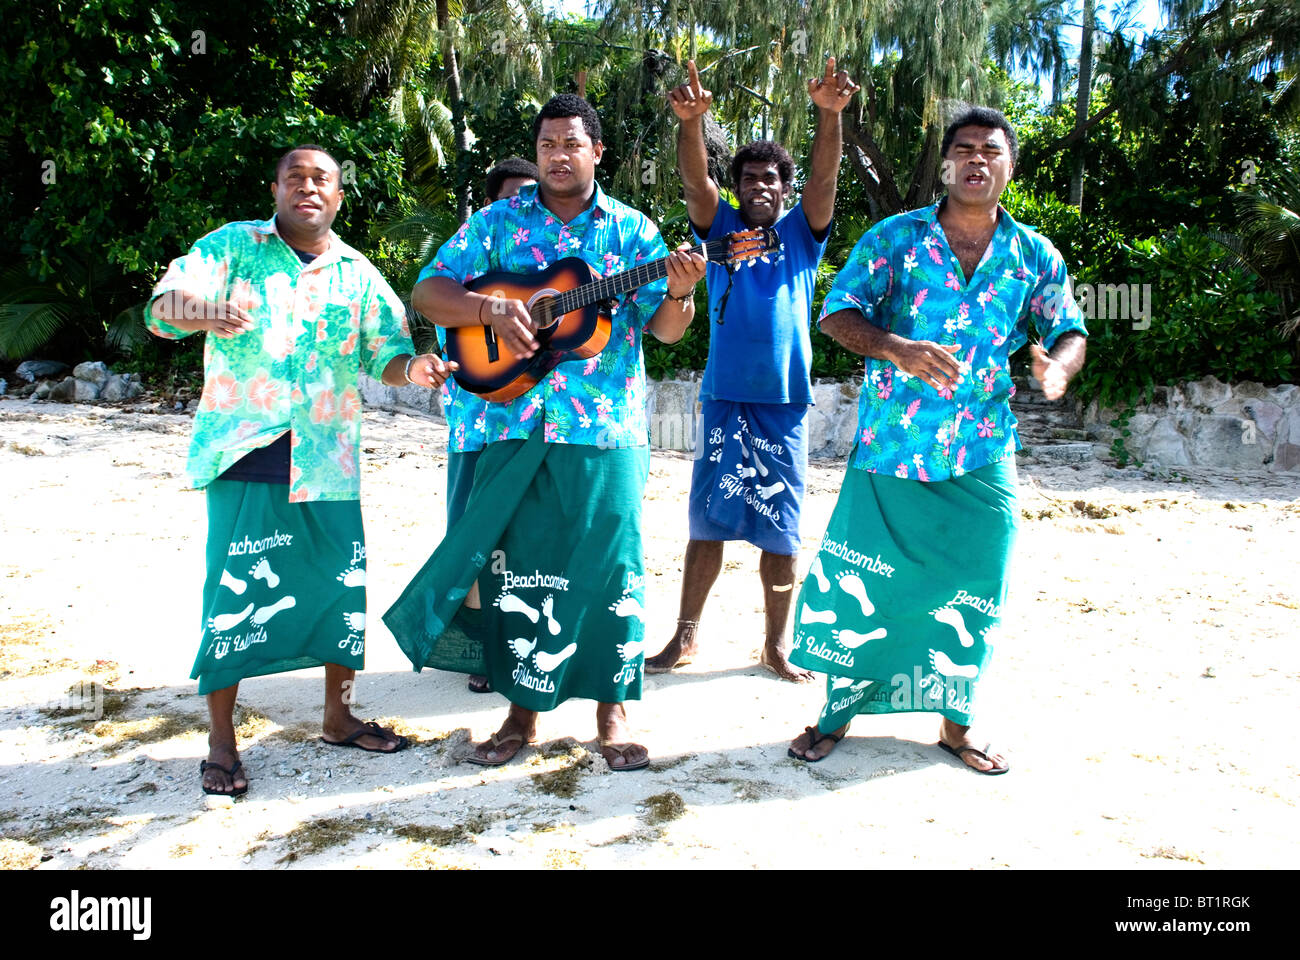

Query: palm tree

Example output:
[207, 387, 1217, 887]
[1222, 168, 1300, 339]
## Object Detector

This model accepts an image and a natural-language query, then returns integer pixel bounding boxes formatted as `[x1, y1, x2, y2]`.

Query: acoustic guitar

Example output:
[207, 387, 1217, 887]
[446, 228, 779, 401]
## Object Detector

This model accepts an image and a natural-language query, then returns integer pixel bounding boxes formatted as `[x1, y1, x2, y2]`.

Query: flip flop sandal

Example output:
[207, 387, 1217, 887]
[465, 730, 534, 766]
[199, 759, 248, 797]
[787, 725, 845, 763]
[939, 741, 1010, 775]
[321, 720, 409, 753]
[599, 740, 650, 771]
[467, 675, 493, 694]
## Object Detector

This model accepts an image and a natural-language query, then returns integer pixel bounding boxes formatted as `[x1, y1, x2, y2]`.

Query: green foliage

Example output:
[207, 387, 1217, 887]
[1071, 226, 1294, 408]
[0, 0, 407, 362]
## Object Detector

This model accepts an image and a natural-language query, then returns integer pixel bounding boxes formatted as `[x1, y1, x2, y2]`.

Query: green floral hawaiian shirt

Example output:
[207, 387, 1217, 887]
[147, 217, 414, 502]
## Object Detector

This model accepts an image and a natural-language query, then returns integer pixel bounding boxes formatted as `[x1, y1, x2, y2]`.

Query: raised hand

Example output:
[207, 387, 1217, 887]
[1029, 343, 1069, 401]
[668, 59, 713, 121]
[807, 56, 860, 114]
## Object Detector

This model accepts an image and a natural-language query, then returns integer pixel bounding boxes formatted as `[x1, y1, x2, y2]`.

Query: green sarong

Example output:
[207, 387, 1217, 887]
[385, 431, 649, 710]
[194, 480, 367, 694]
[790, 458, 1019, 727]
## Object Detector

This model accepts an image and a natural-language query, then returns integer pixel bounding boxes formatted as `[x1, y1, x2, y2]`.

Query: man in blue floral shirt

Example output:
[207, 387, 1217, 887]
[387, 95, 706, 770]
[786, 107, 1087, 774]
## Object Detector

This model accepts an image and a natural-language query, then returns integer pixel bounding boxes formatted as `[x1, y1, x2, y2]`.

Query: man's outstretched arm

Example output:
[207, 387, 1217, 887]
[821, 309, 962, 392]
[669, 59, 720, 232]
[802, 57, 860, 235]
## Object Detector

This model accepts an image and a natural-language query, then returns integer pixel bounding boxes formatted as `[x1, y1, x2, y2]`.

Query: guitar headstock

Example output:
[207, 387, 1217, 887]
[712, 228, 779, 266]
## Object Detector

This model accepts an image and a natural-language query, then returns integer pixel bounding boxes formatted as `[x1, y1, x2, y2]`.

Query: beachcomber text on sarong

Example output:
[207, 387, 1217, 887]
[226, 530, 293, 557]
[818, 536, 895, 578]
[501, 570, 571, 592]
[945, 589, 1002, 618]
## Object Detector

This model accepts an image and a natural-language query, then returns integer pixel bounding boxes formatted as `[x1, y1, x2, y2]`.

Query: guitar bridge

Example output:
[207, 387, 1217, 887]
[484, 324, 499, 363]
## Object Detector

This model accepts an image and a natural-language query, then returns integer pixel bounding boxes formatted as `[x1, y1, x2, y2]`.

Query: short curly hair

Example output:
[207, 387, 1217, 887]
[731, 140, 795, 189]
[532, 94, 602, 144]
[485, 157, 539, 201]
[940, 106, 1019, 166]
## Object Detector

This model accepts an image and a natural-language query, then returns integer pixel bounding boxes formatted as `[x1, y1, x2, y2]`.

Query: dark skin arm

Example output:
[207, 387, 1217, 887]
[822, 309, 1088, 398]
[802, 57, 860, 235]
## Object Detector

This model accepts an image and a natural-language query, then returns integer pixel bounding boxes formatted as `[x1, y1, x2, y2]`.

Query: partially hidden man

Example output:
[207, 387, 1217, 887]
[787, 108, 1088, 773]
[646, 57, 860, 682]
[436, 156, 539, 697]
[148, 145, 455, 796]
[386, 95, 706, 769]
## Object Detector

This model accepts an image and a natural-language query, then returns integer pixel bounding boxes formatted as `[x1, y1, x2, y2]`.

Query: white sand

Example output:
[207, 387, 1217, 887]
[1, 400, 1297, 870]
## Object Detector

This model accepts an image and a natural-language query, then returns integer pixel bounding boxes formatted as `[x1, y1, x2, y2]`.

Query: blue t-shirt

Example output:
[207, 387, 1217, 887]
[693, 200, 829, 405]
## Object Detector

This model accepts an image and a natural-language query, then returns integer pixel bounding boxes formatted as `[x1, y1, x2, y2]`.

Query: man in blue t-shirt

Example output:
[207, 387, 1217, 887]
[646, 58, 860, 682]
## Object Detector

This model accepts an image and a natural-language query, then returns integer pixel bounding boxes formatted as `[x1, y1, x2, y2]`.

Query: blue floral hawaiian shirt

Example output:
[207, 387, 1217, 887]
[819, 200, 1087, 480]
[423, 182, 668, 448]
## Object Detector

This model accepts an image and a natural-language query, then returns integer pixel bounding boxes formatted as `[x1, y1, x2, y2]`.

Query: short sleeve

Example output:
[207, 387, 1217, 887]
[1030, 240, 1088, 349]
[360, 271, 416, 381]
[423, 210, 495, 285]
[818, 227, 894, 327]
[146, 226, 232, 340]
[784, 202, 831, 265]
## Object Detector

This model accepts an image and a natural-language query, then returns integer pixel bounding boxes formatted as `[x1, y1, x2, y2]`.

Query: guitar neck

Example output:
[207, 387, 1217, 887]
[555, 237, 726, 314]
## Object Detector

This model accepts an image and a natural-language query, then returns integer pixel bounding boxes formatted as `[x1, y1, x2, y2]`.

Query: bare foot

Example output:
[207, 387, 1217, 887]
[322, 716, 407, 752]
[759, 643, 814, 683]
[200, 740, 248, 795]
[596, 702, 648, 770]
[470, 706, 538, 765]
[938, 717, 1009, 774]
[644, 620, 699, 674]
[787, 723, 849, 762]
[467, 674, 492, 694]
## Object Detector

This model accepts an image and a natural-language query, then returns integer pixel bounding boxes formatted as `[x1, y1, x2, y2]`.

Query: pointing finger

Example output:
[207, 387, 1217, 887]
[825, 56, 837, 81]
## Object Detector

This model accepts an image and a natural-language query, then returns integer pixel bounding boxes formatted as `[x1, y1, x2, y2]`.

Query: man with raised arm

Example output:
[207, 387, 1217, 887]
[386, 95, 706, 770]
[148, 145, 454, 797]
[646, 58, 859, 682]
[785, 107, 1088, 773]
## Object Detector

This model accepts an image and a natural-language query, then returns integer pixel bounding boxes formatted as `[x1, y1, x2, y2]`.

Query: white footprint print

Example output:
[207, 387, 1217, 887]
[533, 642, 577, 673]
[617, 638, 644, 661]
[609, 594, 645, 622]
[737, 463, 758, 479]
[835, 571, 875, 617]
[931, 606, 974, 647]
[708, 448, 722, 463]
[757, 480, 785, 501]
[220, 570, 247, 595]
[808, 556, 830, 592]
[541, 594, 561, 636]
[752, 450, 769, 477]
[342, 611, 365, 632]
[979, 624, 1002, 650]
[833, 626, 887, 649]
[929, 648, 980, 679]
[799, 602, 836, 625]
[208, 603, 254, 634]
[251, 595, 296, 625]
[830, 675, 855, 690]
[249, 557, 280, 589]
[508, 636, 537, 660]
[734, 429, 750, 458]
[495, 592, 539, 623]
[336, 565, 365, 588]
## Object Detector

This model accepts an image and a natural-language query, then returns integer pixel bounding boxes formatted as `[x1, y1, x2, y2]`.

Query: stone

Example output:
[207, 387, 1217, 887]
[1027, 442, 1093, 463]
[805, 405, 831, 456]
[101, 374, 130, 402]
[357, 373, 396, 408]
[1274, 443, 1300, 472]
[48, 376, 76, 402]
[1140, 417, 1189, 467]
[811, 381, 841, 419]
[1240, 400, 1283, 444]
[1186, 415, 1268, 471]
[33, 381, 51, 400]
[15, 360, 68, 382]
[126, 380, 145, 399]
[1268, 384, 1299, 408]
[1183, 375, 1232, 411]
[831, 405, 859, 457]
[0, 378, 6, 396]
[1232, 381, 1271, 401]
[72, 361, 111, 385]
[74, 378, 102, 402]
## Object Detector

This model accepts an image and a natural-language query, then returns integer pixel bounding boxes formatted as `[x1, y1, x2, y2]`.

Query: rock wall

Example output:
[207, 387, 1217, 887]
[1085, 376, 1300, 473]
[359, 372, 1300, 472]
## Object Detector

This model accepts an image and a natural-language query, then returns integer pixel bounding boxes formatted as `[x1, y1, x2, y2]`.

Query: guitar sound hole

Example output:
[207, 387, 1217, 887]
[531, 296, 559, 332]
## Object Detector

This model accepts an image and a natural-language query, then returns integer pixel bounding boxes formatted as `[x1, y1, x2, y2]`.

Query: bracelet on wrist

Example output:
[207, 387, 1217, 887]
[403, 354, 418, 385]
[665, 289, 693, 303]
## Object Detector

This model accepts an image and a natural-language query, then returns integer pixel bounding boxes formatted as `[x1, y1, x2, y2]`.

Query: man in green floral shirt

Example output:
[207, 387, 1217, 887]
[149, 145, 455, 797]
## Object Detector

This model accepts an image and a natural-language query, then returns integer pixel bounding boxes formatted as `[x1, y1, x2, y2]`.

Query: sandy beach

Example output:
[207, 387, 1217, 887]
[1, 399, 1297, 870]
